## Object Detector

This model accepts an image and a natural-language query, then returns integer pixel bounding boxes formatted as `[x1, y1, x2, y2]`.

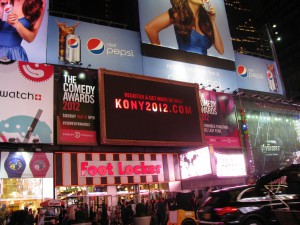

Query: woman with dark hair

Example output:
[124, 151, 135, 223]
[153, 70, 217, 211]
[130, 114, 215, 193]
[0, 0, 45, 61]
[144, 0, 224, 55]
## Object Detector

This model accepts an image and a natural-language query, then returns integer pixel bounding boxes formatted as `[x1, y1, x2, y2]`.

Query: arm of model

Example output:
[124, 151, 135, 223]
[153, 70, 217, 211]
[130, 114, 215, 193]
[8, 0, 45, 43]
[208, 7, 224, 55]
[144, 11, 173, 45]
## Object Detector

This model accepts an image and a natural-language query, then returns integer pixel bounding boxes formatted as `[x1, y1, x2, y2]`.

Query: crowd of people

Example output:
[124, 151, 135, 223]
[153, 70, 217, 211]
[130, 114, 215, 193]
[0, 187, 212, 225]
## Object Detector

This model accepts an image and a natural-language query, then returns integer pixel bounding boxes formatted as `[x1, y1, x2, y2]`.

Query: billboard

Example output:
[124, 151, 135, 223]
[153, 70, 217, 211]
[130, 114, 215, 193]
[99, 69, 205, 147]
[0, 152, 53, 178]
[46, 16, 143, 75]
[235, 53, 283, 94]
[245, 110, 300, 174]
[139, 0, 235, 61]
[56, 66, 98, 145]
[180, 147, 212, 179]
[0, 59, 54, 144]
[142, 56, 238, 92]
[0, 0, 49, 63]
[200, 89, 241, 147]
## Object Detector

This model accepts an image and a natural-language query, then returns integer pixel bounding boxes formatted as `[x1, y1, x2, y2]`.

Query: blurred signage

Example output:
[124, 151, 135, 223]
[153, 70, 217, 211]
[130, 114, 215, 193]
[180, 147, 212, 179]
[214, 152, 247, 177]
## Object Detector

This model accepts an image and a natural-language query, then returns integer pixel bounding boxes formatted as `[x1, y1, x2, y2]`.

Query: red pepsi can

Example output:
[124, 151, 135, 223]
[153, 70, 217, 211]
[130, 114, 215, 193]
[65, 34, 81, 63]
[266, 64, 278, 92]
[2, 3, 13, 21]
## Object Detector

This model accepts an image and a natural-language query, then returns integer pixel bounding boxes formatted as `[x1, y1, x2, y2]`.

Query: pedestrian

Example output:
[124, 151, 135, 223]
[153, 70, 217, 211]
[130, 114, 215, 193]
[156, 198, 167, 225]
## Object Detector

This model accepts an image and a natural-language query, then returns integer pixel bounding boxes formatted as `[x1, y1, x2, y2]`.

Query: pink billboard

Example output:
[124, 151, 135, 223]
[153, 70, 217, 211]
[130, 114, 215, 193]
[200, 89, 241, 147]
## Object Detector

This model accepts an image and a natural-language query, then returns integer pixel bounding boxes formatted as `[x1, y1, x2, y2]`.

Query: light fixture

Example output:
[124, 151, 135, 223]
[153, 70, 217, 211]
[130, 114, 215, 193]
[220, 88, 230, 93]
[202, 84, 211, 90]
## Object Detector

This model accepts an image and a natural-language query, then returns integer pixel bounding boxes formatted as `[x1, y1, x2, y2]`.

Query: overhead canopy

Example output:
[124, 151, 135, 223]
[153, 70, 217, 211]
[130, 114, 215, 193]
[40, 199, 65, 207]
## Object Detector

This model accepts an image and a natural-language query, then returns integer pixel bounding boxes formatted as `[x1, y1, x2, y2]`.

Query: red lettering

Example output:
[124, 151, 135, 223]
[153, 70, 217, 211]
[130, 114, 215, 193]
[87, 165, 97, 176]
[133, 165, 141, 174]
[156, 165, 161, 173]
[97, 166, 107, 175]
[125, 165, 134, 175]
[81, 162, 88, 176]
[107, 163, 114, 175]
[118, 162, 125, 175]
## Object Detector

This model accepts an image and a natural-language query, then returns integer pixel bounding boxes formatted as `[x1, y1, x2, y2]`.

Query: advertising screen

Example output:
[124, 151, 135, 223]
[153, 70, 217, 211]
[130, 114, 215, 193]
[0, 60, 54, 144]
[139, 0, 235, 61]
[0, 0, 49, 63]
[214, 152, 247, 177]
[99, 69, 204, 147]
[56, 66, 98, 145]
[180, 147, 212, 179]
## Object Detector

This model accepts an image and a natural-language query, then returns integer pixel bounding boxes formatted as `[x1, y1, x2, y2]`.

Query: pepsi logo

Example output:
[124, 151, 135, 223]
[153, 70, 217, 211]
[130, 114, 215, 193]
[87, 38, 105, 55]
[237, 65, 248, 78]
[67, 38, 79, 48]
[4, 6, 12, 13]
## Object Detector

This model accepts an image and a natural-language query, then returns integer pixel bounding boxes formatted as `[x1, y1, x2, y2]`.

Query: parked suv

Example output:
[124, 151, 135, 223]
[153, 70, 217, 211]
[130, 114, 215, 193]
[197, 164, 300, 225]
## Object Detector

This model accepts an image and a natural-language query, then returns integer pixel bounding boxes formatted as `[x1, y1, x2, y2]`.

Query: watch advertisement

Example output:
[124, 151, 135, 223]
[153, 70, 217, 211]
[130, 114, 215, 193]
[0, 152, 53, 178]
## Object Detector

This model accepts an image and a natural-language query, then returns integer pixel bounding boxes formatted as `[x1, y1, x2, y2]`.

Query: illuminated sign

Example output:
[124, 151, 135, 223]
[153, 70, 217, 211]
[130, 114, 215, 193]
[180, 147, 212, 179]
[80, 161, 163, 177]
[215, 152, 247, 177]
[99, 69, 204, 147]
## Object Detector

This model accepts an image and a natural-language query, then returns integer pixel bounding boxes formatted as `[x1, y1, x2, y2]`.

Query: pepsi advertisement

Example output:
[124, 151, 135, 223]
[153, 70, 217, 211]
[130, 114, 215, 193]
[138, 0, 235, 61]
[99, 69, 205, 147]
[46, 16, 143, 75]
[56, 66, 98, 145]
[200, 89, 241, 147]
[235, 53, 283, 94]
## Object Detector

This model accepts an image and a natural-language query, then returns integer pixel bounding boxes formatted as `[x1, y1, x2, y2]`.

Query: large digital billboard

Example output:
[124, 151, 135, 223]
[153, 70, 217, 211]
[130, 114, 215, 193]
[99, 69, 205, 147]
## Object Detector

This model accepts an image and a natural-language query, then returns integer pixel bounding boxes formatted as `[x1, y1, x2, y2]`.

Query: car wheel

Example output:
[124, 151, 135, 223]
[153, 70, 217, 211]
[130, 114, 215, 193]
[181, 218, 197, 225]
[244, 219, 264, 225]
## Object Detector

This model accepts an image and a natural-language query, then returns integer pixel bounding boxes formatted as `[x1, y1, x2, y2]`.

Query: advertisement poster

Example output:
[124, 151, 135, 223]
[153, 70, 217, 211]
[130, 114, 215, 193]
[99, 69, 204, 147]
[139, 0, 235, 61]
[235, 53, 283, 94]
[0, 152, 53, 178]
[0, 0, 49, 63]
[245, 110, 300, 174]
[0, 60, 54, 144]
[56, 66, 98, 145]
[46, 16, 143, 75]
[180, 147, 212, 179]
[200, 89, 240, 147]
